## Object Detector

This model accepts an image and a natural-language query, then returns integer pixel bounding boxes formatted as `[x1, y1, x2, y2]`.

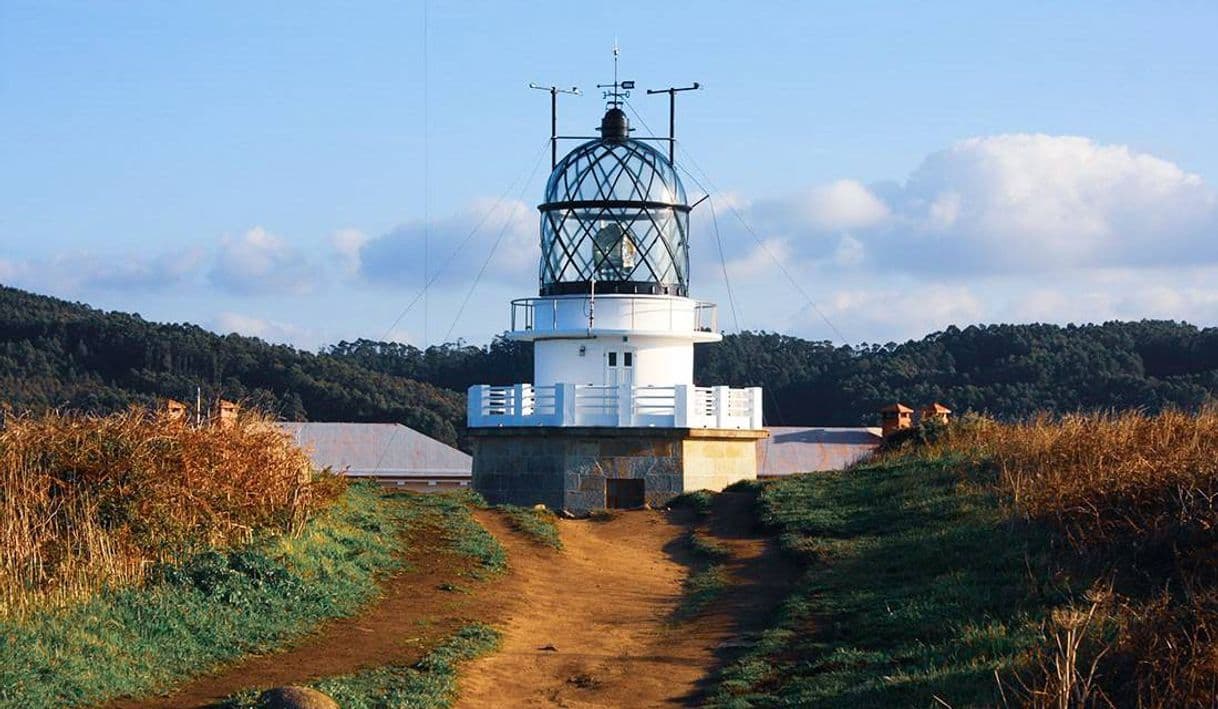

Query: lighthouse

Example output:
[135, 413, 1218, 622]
[468, 74, 767, 512]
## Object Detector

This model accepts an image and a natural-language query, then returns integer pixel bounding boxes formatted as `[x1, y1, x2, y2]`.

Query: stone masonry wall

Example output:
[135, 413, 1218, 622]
[681, 438, 760, 492]
[471, 428, 766, 513]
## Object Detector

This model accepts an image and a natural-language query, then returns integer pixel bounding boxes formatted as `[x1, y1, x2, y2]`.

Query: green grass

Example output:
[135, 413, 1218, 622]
[418, 494, 508, 576]
[672, 501, 734, 621]
[707, 458, 1071, 708]
[495, 504, 563, 549]
[0, 485, 504, 708]
[676, 564, 730, 620]
[668, 489, 715, 516]
[687, 530, 732, 561]
[221, 623, 501, 709]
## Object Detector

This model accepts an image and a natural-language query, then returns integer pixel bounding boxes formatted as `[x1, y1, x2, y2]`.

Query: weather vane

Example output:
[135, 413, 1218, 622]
[597, 40, 635, 109]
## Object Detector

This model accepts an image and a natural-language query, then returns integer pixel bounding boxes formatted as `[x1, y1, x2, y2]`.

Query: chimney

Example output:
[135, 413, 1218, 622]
[216, 400, 239, 429]
[164, 398, 188, 422]
[918, 402, 951, 426]
[879, 403, 913, 438]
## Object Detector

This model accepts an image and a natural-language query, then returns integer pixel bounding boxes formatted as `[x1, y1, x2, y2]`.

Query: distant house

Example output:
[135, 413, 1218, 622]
[278, 422, 471, 492]
[757, 426, 883, 478]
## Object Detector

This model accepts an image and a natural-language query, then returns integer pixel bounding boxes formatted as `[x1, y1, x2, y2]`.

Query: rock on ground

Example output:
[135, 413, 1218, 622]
[258, 686, 339, 709]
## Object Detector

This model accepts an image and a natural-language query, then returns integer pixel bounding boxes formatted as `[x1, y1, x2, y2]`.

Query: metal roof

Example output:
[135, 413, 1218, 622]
[277, 422, 471, 478]
[757, 426, 883, 477]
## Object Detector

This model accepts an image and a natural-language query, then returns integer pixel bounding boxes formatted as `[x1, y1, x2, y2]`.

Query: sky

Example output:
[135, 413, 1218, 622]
[2, 1, 1216, 349]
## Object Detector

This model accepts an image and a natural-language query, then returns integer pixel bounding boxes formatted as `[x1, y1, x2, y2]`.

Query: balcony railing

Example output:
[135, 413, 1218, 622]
[467, 383, 763, 430]
[509, 296, 717, 336]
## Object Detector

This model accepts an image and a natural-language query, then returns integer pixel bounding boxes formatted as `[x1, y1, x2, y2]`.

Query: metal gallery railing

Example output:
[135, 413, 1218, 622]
[467, 383, 762, 430]
[509, 296, 717, 334]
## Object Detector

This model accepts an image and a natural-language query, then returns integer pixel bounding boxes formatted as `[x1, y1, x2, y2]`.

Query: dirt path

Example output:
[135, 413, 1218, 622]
[457, 494, 797, 707]
[113, 523, 511, 709]
[112, 492, 796, 708]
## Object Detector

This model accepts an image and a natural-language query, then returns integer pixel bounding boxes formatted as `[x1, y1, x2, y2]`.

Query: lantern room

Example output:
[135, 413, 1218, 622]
[539, 108, 689, 297]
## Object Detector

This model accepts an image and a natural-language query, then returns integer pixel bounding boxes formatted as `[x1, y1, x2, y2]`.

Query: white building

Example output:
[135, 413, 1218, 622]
[468, 95, 768, 511]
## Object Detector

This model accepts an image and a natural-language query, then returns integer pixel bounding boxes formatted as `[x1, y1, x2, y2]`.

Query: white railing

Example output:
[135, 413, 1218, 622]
[468, 383, 763, 430]
[510, 296, 717, 335]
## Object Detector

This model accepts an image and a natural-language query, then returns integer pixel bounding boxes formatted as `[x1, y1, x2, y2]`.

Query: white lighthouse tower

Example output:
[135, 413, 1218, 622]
[468, 76, 766, 512]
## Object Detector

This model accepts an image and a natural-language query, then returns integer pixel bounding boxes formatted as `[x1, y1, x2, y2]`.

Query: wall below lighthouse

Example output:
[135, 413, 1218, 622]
[470, 427, 769, 512]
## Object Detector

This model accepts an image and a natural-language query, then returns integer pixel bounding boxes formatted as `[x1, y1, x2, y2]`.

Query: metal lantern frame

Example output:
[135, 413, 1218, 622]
[538, 137, 690, 297]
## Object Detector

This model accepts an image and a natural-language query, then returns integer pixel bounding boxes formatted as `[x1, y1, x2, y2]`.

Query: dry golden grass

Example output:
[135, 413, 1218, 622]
[0, 407, 336, 617]
[904, 409, 1218, 706]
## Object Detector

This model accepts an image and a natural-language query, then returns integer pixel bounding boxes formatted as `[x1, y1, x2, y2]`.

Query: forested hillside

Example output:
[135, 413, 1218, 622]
[694, 322, 1218, 424]
[5, 285, 1218, 436]
[0, 286, 466, 446]
[330, 322, 1218, 425]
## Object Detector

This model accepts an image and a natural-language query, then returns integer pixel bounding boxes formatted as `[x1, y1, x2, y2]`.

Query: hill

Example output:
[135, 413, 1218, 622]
[0, 286, 465, 446]
[706, 410, 1218, 707]
[6, 285, 1218, 434]
[695, 321, 1218, 424]
[329, 320, 1218, 425]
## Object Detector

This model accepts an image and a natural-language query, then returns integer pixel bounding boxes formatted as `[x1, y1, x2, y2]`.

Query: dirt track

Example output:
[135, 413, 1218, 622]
[114, 493, 795, 708]
[457, 495, 796, 707]
[113, 522, 508, 709]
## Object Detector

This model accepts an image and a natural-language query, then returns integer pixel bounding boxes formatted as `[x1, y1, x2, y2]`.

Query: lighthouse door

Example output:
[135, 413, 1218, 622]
[604, 349, 635, 389]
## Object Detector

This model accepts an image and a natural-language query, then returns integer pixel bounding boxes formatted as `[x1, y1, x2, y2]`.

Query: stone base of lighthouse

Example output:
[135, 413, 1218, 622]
[470, 427, 770, 513]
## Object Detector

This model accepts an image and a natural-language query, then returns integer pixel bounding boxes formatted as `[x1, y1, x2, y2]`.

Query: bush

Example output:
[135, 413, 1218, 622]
[667, 490, 715, 516]
[917, 408, 1218, 707]
[0, 407, 337, 616]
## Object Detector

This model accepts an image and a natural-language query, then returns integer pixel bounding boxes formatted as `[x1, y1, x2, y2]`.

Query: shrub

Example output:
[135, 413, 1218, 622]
[918, 408, 1218, 707]
[0, 407, 337, 616]
[667, 489, 715, 516]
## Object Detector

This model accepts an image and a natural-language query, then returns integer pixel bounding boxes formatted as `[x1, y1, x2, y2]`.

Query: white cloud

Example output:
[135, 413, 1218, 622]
[749, 180, 889, 234]
[800, 180, 891, 232]
[717, 134, 1217, 279]
[9, 133, 1218, 349]
[358, 198, 535, 288]
[833, 234, 865, 267]
[0, 249, 205, 294]
[1002, 267, 1218, 325]
[887, 134, 1218, 272]
[799, 283, 986, 343]
[209, 227, 319, 295]
[330, 228, 369, 276]
[725, 239, 792, 280]
[211, 311, 324, 348]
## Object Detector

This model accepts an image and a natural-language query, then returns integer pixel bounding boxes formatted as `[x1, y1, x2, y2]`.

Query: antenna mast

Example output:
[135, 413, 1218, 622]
[613, 38, 619, 88]
[646, 82, 701, 164]
[596, 41, 636, 111]
[530, 83, 581, 169]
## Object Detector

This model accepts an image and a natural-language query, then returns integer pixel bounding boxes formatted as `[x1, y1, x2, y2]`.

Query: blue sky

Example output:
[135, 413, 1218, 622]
[2, 1, 1216, 348]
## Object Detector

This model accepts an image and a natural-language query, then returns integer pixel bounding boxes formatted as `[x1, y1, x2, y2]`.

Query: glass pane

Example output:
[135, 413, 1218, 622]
[539, 138, 690, 295]
[608, 352, 617, 367]
[624, 352, 633, 367]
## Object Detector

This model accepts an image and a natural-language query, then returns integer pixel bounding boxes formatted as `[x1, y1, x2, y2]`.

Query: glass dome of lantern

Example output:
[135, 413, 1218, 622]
[538, 108, 690, 297]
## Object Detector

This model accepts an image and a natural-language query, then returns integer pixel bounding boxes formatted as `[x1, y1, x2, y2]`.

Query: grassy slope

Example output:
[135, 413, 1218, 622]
[494, 504, 563, 549]
[308, 624, 500, 709]
[0, 485, 505, 708]
[221, 623, 501, 709]
[710, 459, 1068, 708]
[673, 529, 732, 621]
